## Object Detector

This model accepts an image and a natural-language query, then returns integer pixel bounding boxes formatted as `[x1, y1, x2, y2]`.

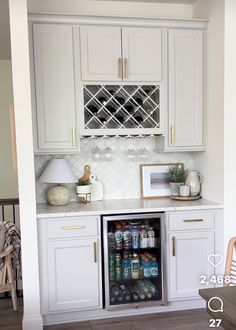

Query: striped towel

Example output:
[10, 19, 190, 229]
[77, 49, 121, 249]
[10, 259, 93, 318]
[0, 221, 21, 277]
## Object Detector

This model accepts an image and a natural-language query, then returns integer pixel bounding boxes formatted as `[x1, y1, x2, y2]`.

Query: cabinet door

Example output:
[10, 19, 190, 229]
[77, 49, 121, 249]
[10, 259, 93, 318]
[47, 238, 100, 312]
[33, 24, 78, 151]
[122, 27, 162, 82]
[168, 231, 214, 301]
[80, 26, 122, 81]
[168, 29, 204, 148]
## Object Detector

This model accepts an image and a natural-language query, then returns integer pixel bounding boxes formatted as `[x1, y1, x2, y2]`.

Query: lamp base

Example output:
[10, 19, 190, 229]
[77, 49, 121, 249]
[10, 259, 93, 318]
[47, 185, 70, 206]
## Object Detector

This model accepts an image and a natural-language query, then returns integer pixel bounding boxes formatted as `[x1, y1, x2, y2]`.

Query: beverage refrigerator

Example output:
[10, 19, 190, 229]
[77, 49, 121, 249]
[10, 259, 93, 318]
[102, 213, 166, 310]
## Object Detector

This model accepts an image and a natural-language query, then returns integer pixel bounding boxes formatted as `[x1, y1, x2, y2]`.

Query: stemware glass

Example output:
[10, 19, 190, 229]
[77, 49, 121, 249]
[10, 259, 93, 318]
[90, 137, 102, 161]
[102, 137, 114, 161]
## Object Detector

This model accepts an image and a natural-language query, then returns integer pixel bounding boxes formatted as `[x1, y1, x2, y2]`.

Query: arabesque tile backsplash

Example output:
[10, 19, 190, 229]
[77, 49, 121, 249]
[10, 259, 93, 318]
[35, 137, 195, 203]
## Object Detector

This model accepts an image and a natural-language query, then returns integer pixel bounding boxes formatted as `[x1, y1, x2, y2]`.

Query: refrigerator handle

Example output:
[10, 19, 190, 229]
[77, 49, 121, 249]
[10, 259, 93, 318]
[93, 241, 97, 263]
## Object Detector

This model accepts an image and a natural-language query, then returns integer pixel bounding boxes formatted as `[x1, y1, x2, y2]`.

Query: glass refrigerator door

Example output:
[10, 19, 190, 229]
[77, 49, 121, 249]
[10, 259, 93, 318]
[103, 214, 165, 309]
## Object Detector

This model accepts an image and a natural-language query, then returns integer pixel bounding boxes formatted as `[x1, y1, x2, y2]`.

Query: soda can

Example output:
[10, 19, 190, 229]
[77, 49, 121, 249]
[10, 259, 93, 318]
[109, 254, 115, 281]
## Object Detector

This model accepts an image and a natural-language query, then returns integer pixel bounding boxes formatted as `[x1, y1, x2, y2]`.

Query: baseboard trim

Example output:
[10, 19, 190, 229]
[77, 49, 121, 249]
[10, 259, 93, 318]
[22, 315, 43, 330]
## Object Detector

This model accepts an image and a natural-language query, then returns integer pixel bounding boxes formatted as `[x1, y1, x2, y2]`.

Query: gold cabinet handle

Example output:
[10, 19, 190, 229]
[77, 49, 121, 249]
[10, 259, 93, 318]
[118, 58, 122, 78]
[93, 242, 97, 263]
[172, 236, 176, 257]
[183, 219, 204, 223]
[62, 225, 85, 230]
[72, 127, 76, 147]
[124, 58, 128, 79]
[171, 126, 174, 145]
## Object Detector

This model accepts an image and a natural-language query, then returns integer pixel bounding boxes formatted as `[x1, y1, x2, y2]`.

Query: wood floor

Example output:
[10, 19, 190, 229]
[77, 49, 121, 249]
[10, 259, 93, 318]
[0, 297, 224, 330]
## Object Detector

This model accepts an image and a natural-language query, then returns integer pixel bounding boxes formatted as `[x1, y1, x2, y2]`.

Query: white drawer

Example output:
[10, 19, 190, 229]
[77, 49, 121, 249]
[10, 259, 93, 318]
[168, 211, 215, 231]
[46, 216, 99, 239]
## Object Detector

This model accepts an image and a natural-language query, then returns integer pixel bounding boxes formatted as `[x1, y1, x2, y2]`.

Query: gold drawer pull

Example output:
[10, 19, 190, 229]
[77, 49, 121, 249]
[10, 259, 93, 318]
[62, 225, 85, 230]
[124, 58, 128, 79]
[172, 236, 176, 257]
[93, 242, 97, 263]
[183, 219, 204, 223]
[171, 126, 174, 145]
[118, 58, 122, 78]
[72, 127, 76, 147]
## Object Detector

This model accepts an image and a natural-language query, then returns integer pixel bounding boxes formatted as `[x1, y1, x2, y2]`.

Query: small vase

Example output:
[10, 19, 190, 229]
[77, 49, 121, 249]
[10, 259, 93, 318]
[170, 182, 184, 196]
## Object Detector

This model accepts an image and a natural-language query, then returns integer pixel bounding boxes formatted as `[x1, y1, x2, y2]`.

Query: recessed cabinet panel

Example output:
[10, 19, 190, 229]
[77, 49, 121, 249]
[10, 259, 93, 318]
[48, 238, 100, 312]
[33, 24, 78, 150]
[168, 231, 214, 300]
[168, 29, 203, 148]
[80, 26, 122, 81]
[122, 27, 162, 82]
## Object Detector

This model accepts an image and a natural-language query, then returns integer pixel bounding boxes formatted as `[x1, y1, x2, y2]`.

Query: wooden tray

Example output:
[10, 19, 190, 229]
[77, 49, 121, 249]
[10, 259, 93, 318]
[170, 195, 201, 201]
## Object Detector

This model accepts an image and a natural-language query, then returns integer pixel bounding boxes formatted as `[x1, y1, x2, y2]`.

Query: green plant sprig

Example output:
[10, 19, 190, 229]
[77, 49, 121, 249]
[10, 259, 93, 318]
[168, 163, 186, 183]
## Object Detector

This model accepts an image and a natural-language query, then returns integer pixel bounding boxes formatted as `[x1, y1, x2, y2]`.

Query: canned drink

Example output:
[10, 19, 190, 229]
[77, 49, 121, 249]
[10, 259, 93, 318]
[115, 252, 121, 264]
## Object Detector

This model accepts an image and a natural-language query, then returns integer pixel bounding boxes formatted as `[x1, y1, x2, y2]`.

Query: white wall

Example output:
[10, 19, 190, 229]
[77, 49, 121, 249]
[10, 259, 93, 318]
[0, 60, 18, 198]
[224, 0, 236, 248]
[27, 0, 194, 19]
[192, 0, 224, 204]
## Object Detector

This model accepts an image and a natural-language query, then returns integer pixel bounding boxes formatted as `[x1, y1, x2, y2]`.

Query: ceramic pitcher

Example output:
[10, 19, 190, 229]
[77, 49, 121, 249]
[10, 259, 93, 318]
[185, 171, 203, 196]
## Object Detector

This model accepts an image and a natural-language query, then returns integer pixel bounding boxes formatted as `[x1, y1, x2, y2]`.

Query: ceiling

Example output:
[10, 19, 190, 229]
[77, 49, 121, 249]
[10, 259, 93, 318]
[0, 0, 11, 60]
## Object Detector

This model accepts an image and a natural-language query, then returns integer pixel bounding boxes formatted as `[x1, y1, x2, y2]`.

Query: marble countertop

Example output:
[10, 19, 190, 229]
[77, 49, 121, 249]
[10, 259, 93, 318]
[37, 198, 223, 219]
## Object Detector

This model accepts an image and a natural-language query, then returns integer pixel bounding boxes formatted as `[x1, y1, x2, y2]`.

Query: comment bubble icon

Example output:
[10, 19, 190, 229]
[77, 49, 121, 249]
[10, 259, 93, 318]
[208, 297, 224, 313]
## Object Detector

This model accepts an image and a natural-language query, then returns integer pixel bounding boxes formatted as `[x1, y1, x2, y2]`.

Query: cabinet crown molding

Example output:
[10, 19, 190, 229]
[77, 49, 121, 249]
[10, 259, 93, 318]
[28, 13, 208, 29]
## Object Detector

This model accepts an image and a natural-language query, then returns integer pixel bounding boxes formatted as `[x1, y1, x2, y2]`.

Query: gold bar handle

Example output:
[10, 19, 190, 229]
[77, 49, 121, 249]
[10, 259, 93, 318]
[72, 127, 76, 147]
[124, 58, 128, 79]
[118, 58, 122, 78]
[183, 219, 204, 223]
[93, 242, 97, 263]
[171, 126, 174, 145]
[62, 225, 85, 230]
[172, 236, 176, 257]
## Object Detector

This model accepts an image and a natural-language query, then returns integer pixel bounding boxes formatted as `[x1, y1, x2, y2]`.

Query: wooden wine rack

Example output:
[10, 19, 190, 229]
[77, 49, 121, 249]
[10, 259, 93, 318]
[83, 85, 161, 136]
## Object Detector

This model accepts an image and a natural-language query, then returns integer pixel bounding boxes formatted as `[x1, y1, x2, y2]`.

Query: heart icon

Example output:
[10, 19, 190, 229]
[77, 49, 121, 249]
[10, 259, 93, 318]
[208, 254, 224, 268]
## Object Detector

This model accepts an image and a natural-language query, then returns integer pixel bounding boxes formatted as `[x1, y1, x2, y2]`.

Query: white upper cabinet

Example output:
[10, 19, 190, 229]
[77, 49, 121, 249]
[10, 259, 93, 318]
[168, 29, 204, 150]
[80, 26, 122, 81]
[32, 24, 79, 152]
[122, 27, 162, 82]
[80, 25, 163, 82]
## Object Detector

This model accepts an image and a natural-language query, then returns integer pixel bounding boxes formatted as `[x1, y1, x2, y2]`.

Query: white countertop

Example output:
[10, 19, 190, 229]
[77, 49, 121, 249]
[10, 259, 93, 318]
[37, 198, 223, 219]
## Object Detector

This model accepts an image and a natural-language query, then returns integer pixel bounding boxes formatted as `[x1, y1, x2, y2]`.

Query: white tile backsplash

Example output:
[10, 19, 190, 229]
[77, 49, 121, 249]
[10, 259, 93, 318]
[35, 137, 195, 203]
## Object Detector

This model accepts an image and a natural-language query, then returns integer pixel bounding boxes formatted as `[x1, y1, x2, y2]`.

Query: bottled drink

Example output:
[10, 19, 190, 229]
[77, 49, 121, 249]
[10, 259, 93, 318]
[130, 286, 139, 301]
[143, 258, 151, 279]
[131, 253, 139, 279]
[122, 254, 131, 280]
[98, 117, 107, 124]
[134, 115, 143, 124]
[148, 226, 155, 248]
[137, 280, 152, 299]
[134, 285, 145, 300]
[115, 252, 122, 280]
[87, 105, 98, 115]
[115, 96, 125, 104]
[109, 254, 115, 281]
[110, 284, 120, 297]
[124, 104, 134, 113]
[98, 97, 107, 105]
[114, 115, 125, 124]
[108, 89, 116, 96]
[139, 256, 145, 279]
[119, 284, 131, 302]
[150, 256, 158, 278]
[132, 225, 139, 249]
[134, 97, 143, 105]
[115, 223, 123, 250]
[123, 224, 131, 250]
[106, 105, 116, 115]
[144, 221, 150, 232]
[140, 225, 148, 249]
[108, 231, 116, 250]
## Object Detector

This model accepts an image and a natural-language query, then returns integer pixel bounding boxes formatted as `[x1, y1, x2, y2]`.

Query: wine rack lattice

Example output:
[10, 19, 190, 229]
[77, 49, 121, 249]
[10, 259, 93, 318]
[83, 85, 160, 132]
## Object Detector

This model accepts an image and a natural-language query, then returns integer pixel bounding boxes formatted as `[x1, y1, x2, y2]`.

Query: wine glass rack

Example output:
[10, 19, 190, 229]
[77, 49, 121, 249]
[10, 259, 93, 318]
[83, 85, 161, 136]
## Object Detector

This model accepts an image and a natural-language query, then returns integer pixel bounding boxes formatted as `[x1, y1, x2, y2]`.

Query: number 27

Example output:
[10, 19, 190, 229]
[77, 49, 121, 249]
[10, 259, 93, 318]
[209, 319, 222, 327]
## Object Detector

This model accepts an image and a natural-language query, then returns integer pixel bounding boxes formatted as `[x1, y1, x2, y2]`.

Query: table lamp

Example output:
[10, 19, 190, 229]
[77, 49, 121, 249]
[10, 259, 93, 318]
[39, 158, 77, 206]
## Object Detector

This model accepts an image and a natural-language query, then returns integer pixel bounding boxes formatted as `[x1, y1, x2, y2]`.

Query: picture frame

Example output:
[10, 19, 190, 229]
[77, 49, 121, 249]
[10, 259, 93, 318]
[140, 163, 184, 199]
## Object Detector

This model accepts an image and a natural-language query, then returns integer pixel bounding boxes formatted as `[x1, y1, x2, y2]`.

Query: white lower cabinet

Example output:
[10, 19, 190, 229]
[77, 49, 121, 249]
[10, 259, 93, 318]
[38, 216, 102, 314]
[47, 238, 100, 312]
[167, 211, 216, 301]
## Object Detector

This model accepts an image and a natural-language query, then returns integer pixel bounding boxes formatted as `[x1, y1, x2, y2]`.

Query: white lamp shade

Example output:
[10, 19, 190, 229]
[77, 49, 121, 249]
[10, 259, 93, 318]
[39, 158, 77, 184]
